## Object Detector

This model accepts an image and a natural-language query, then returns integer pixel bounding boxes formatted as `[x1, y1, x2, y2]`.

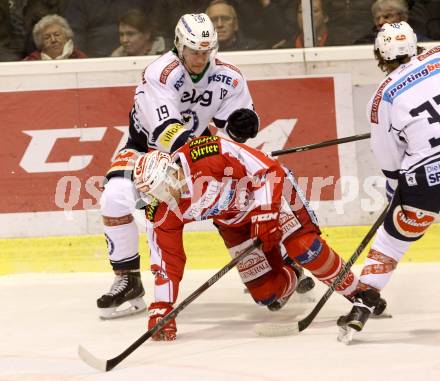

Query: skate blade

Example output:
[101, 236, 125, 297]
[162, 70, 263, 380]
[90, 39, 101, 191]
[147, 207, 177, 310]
[337, 325, 355, 345]
[99, 298, 146, 320]
[371, 309, 392, 319]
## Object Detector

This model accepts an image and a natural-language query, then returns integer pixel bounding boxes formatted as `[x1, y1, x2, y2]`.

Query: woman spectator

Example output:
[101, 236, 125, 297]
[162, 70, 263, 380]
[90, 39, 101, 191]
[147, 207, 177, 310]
[13, 0, 70, 57]
[111, 9, 166, 57]
[24, 14, 86, 60]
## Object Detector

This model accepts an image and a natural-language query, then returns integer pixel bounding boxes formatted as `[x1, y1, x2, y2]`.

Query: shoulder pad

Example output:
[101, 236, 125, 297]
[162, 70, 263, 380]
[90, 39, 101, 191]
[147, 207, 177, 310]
[417, 46, 440, 61]
[143, 53, 182, 86]
[214, 58, 242, 76]
[160, 60, 180, 84]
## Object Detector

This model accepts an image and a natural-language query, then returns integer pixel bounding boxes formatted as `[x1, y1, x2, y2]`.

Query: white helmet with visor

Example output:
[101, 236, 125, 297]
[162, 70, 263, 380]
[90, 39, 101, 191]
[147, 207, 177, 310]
[174, 13, 218, 58]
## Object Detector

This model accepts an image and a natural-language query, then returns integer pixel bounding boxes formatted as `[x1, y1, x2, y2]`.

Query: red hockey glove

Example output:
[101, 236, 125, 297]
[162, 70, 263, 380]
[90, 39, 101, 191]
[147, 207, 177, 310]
[148, 302, 177, 341]
[251, 212, 282, 252]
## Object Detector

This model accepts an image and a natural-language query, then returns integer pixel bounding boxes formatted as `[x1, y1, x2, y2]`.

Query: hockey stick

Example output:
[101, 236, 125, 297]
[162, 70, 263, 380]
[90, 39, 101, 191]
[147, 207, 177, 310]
[79, 240, 260, 372]
[255, 205, 388, 337]
[271, 133, 370, 157]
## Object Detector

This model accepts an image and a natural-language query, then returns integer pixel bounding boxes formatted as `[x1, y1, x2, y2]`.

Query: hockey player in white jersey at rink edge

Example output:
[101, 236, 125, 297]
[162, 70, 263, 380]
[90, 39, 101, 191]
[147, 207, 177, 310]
[132, 136, 386, 341]
[337, 22, 440, 335]
[97, 13, 261, 319]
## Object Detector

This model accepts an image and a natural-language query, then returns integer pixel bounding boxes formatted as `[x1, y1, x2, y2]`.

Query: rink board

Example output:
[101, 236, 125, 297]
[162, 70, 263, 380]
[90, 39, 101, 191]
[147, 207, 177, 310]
[1, 42, 438, 237]
[1, 224, 439, 275]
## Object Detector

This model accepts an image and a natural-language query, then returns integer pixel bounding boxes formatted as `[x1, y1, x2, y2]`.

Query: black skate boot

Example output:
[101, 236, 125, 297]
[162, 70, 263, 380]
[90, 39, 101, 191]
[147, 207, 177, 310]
[267, 264, 315, 311]
[291, 263, 315, 294]
[97, 270, 146, 319]
[373, 297, 387, 316]
[267, 289, 295, 311]
[337, 289, 381, 331]
[344, 295, 388, 317]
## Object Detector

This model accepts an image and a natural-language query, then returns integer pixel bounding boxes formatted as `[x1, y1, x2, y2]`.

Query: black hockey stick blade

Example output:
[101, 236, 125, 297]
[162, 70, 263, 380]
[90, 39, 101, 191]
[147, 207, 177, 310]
[297, 206, 388, 332]
[78, 240, 260, 372]
[255, 206, 388, 337]
[271, 133, 370, 157]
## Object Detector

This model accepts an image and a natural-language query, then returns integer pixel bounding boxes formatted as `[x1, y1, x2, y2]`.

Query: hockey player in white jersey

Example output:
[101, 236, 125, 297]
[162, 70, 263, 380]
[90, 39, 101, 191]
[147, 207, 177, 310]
[338, 22, 440, 339]
[97, 13, 260, 319]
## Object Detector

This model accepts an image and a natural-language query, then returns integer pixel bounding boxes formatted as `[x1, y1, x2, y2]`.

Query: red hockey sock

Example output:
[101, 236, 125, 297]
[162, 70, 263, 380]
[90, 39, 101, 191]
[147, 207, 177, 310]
[283, 233, 358, 296]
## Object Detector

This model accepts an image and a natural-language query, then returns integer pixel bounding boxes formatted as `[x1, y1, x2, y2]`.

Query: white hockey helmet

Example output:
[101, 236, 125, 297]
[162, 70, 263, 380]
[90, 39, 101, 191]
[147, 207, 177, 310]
[174, 13, 218, 58]
[375, 22, 417, 60]
[133, 151, 181, 205]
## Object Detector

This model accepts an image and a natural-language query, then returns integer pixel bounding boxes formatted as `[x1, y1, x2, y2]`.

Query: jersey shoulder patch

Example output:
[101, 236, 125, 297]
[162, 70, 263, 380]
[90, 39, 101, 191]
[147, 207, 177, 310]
[160, 60, 180, 84]
[417, 46, 440, 61]
[370, 77, 392, 124]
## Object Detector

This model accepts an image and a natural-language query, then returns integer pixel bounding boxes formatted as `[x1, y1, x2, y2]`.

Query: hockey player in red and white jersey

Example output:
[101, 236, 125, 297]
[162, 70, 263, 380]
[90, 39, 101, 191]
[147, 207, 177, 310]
[133, 136, 364, 340]
[97, 14, 260, 319]
[338, 22, 440, 335]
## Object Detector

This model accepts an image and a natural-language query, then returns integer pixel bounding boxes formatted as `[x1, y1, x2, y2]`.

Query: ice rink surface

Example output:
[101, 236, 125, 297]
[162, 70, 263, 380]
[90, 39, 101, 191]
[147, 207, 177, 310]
[1, 264, 440, 381]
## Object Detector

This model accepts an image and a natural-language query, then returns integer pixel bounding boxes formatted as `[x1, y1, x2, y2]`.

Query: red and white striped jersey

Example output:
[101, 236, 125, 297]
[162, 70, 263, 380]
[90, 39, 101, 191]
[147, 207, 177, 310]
[146, 136, 318, 303]
[147, 136, 285, 230]
[176, 136, 285, 225]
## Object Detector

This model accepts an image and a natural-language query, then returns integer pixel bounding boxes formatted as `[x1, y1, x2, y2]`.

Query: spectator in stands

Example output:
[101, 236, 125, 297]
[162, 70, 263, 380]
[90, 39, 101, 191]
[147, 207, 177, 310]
[273, 0, 333, 48]
[355, 0, 430, 44]
[6, 0, 26, 58]
[206, 0, 265, 51]
[409, 0, 440, 41]
[64, 0, 155, 57]
[372, 0, 408, 28]
[233, 0, 290, 49]
[24, 14, 86, 60]
[111, 9, 166, 57]
[327, 0, 374, 45]
[0, 0, 22, 60]
[14, 0, 69, 56]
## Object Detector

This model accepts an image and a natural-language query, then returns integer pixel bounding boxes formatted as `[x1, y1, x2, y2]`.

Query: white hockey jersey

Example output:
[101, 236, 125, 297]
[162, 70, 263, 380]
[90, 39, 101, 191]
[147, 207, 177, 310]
[368, 46, 440, 179]
[129, 51, 254, 153]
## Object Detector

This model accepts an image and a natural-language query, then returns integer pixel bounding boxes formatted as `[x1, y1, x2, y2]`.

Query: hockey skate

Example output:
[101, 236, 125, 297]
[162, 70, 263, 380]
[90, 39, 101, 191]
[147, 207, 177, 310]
[337, 289, 381, 344]
[267, 265, 315, 311]
[267, 287, 295, 311]
[370, 296, 392, 319]
[97, 270, 146, 320]
[344, 294, 390, 319]
[291, 263, 315, 295]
